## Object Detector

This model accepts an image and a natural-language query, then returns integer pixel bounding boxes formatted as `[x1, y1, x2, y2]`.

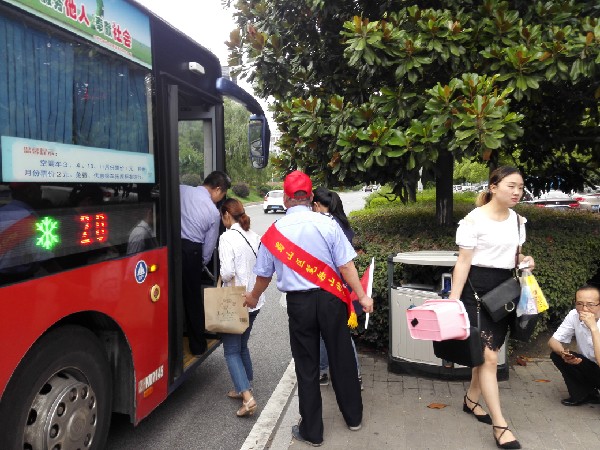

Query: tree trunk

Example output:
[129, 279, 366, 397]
[406, 180, 417, 203]
[436, 151, 454, 226]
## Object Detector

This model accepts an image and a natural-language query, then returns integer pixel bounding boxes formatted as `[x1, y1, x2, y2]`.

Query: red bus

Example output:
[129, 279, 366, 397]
[0, 1, 269, 448]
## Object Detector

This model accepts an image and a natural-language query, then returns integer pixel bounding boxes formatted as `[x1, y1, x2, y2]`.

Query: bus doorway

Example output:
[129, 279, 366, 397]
[163, 83, 225, 386]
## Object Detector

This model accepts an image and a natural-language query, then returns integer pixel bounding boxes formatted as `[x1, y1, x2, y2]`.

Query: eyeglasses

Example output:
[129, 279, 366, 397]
[575, 302, 600, 308]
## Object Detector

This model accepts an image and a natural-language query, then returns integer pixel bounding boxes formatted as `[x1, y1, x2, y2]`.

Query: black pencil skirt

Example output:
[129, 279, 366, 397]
[462, 265, 516, 351]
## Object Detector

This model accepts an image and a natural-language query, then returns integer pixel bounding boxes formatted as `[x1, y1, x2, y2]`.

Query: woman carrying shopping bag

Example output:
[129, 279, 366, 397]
[449, 167, 535, 449]
[218, 199, 265, 417]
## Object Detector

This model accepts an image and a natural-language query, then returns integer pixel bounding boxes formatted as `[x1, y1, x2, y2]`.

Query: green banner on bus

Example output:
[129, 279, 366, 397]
[5, 0, 152, 68]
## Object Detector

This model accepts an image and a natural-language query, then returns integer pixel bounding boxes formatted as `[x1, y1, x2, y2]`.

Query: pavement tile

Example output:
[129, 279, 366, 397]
[268, 355, 600, 450]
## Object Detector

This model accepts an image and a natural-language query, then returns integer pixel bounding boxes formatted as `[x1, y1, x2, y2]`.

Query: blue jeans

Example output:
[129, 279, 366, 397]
[319, 334, 360, 377]
[222, 310, 259, 393]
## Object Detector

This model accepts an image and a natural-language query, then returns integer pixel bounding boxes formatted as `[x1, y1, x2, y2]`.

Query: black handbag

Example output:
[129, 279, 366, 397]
[470, 215, 521, 323]
[479, 277, 520, 322]
[433, 306, 484, 368]
[510, 313, 539, 342]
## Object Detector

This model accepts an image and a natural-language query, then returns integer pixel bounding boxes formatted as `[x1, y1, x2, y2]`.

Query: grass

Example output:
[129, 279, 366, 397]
[227, 190, 264, 204]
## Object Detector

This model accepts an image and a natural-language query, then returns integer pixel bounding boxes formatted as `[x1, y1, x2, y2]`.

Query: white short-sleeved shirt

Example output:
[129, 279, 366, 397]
[552, 309, 600, 363]
[456, 207, 526, 269]
[218, 223, 265, 312]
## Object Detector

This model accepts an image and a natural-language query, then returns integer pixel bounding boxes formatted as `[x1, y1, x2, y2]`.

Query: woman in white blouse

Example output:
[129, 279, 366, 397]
[218, 198, 265, 417]
[449, 167, 535, 449]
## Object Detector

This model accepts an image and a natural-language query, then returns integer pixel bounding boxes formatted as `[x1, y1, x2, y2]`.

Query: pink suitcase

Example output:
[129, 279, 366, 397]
[405, 299, 470, 341]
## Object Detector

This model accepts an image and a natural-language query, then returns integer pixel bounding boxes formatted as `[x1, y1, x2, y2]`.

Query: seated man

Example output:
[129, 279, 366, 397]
[548, 285, 600, 406]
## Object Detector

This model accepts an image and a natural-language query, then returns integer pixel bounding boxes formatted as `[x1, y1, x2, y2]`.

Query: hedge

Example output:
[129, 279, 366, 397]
[232, 182, 250, 198]
[350, 194, 600, 349]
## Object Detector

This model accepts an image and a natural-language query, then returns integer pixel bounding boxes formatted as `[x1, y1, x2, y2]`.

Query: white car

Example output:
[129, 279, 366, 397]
[263, 190, 286, 213]
[362, 184, 381, 192]
[522, 190, 577, 209]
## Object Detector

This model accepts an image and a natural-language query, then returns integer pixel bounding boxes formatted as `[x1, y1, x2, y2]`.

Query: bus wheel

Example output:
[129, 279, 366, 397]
[0, 326, 113, 450]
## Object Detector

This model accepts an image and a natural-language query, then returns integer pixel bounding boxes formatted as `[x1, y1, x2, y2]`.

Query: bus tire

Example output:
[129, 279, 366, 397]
[0, 325, 113, 450]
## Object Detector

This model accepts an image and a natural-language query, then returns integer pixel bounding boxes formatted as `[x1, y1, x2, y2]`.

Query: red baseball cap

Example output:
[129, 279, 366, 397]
[284, 170, 313, 199]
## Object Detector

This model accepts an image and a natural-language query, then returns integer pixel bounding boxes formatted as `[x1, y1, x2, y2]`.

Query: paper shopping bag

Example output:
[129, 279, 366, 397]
[525, 273, 549, 313]
[204, 284, 249, 334]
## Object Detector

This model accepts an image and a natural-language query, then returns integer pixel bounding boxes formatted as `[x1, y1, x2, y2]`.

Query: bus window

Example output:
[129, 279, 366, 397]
[0, 11, 159, 285]
[178, 121, 205, 186]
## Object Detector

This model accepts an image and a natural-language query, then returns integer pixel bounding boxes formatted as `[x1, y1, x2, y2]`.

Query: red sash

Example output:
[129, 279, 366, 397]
[261, 224, 357, 328]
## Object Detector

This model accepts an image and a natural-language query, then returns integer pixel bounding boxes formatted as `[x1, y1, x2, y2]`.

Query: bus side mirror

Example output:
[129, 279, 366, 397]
[248, 115, 270, 169]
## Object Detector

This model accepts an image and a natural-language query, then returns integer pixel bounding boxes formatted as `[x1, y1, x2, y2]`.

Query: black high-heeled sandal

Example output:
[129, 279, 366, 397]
[493, 425, 521, 449]
[463, 393, 492, 424]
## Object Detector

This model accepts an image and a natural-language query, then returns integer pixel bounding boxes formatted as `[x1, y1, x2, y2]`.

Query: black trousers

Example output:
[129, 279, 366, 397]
[181, 239, 207, 355]
[550, 351, 600, 400]
[286, 289, 362, 443]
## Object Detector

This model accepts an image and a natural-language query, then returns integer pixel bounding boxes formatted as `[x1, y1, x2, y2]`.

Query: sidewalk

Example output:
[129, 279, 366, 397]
[266, 354, 600, 450]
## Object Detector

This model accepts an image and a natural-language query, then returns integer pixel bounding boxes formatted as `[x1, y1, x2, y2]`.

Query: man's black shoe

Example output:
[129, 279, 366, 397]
[291, 425, 323, 447]
[588, 391, 600, 404]
[561, 396, 591, 406]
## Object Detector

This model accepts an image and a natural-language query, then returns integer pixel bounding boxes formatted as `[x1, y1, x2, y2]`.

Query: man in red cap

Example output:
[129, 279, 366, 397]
[243, 170, 374, 446]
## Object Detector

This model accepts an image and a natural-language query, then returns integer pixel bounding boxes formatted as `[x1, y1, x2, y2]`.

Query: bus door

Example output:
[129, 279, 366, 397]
[163, 82, 224, 385]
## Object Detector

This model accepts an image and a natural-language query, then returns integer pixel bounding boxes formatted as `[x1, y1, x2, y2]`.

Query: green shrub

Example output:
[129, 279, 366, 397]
[350, 199, 600, 349]
[257, 185, 271, 197]
[180, 173, 202, 187]
[232, 182, 250, 198]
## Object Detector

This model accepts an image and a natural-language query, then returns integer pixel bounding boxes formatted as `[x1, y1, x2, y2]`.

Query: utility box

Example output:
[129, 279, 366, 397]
[388, 251, 508, 380]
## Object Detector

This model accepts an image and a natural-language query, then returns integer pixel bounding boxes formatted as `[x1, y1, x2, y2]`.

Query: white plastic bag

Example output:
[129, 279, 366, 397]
[517, 270, 537, 317]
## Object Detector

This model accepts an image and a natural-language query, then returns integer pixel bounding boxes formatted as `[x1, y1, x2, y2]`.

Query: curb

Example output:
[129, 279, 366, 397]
[241, 359, 297, 450]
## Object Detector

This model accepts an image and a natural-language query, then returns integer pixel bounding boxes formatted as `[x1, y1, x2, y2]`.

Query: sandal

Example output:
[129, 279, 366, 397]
[463, 393, 492, 425]
[227, 390, 243, 399]
[236, 397, 257, 417]
[493, 425, 521, 449]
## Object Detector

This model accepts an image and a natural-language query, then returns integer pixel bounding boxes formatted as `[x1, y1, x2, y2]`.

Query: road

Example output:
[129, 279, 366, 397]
[106, 190, 369, 449]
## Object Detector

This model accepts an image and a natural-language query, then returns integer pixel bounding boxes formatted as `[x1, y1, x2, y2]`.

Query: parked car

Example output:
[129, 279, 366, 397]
[573, 187, 600, 212]
[362, 184, 380, 192]
[263, 190, 286, 213]
[522, 190, 579, 210]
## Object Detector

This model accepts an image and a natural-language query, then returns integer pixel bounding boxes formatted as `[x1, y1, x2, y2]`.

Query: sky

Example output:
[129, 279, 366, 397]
[136, 0, 236, 66]
[136, 0, 272, 123]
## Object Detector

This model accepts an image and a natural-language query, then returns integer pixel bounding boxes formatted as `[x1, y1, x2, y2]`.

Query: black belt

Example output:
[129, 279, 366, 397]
[285, 288, 321, 294]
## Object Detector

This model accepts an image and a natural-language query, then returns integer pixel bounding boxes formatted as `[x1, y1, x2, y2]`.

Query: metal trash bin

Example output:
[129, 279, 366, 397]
[388, 251, 508, 380]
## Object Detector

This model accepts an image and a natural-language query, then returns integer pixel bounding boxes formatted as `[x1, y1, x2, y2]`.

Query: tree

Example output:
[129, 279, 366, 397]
[454, 160, 489, 185]
[228, 0, 600, 223]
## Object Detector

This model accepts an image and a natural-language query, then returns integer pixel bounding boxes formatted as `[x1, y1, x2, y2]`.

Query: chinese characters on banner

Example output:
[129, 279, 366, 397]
[7, 0, 151, 67]
[39, 0, 133, 48]
[269, 232, 349, 299]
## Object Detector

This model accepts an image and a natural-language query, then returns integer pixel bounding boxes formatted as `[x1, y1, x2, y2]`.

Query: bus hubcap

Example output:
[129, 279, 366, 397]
[24, 371, 97, 449]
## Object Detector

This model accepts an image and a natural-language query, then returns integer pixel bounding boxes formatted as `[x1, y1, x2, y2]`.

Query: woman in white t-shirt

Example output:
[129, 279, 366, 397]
[449, 167, 535, 450]
[218, 198, 265, 417]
